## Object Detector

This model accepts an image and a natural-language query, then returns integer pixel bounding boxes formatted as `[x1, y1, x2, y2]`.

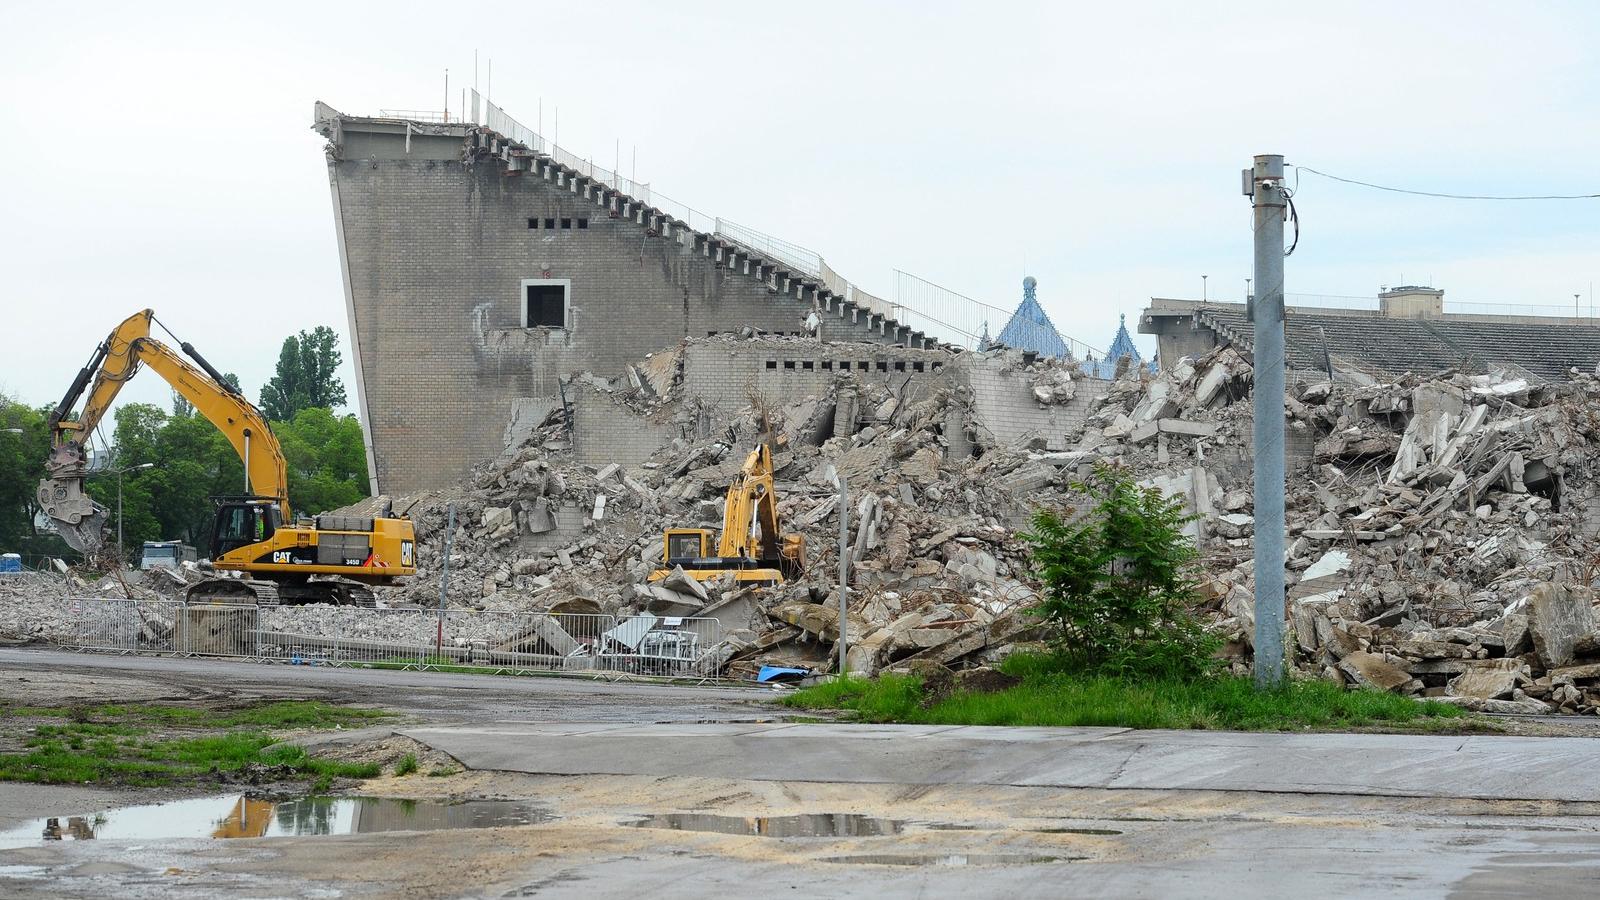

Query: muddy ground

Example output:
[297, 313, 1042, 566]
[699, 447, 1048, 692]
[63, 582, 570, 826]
[3, 649, 1600, 898]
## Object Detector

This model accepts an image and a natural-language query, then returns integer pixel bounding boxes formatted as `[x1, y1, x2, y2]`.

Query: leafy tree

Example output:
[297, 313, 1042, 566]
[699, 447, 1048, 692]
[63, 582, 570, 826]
[1022, 464, 1219, 681]
[0, 397, 52, 553]
[273, 408, 369, 516]
[259, 327, 347, 422]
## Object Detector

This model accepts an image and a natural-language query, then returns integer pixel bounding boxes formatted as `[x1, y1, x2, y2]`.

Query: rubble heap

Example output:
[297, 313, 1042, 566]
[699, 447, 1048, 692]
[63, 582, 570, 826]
[374, 373, 1060, 680]
[1068, 346, 1600, 714]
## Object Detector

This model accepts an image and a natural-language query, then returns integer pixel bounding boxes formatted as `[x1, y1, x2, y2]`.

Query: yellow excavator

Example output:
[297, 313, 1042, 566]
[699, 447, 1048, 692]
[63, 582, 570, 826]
[37, 309, 415, 606]
[649, 442, 804, 585]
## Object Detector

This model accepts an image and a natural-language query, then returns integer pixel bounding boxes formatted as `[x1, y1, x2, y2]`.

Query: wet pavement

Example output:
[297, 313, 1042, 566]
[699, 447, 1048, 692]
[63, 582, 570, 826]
[3, 648, 1600, 897]
[0, 795, 555, 850]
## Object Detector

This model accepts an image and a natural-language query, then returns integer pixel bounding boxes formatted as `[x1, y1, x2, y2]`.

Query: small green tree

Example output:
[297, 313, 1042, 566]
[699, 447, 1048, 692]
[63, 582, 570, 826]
[260, 327, 347, 422]
[1022, 464, 1219, 680]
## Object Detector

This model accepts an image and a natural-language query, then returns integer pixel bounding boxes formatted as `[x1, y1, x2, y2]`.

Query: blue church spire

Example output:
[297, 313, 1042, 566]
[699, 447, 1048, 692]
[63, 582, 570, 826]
[995, 276, 1071, 358]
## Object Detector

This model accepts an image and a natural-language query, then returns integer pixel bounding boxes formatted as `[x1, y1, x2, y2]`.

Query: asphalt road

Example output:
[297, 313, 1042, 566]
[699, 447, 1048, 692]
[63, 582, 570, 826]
[3, 648, 1600, 898]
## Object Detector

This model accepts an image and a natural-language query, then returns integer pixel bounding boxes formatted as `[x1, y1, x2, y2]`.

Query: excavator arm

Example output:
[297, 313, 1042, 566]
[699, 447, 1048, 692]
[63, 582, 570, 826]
[39, 309, 289, 552]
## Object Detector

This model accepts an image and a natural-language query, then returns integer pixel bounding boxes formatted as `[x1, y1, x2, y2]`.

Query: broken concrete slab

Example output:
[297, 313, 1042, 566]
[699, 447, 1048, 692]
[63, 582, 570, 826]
[1526, 583, 1598, 669]
[1337, 651, 1414, 693]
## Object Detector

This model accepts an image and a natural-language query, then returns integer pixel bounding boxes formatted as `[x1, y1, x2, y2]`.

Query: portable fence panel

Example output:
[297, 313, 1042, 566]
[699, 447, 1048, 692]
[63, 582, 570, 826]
[601, 615, 721, 678]
[71, 598, 141, 652]
[257, 606, 438, 667]
[436, 610, 615, 673]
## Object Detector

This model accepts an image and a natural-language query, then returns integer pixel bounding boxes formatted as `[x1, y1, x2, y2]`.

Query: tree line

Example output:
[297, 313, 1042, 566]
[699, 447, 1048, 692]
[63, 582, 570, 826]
[0, 326, 369, 563]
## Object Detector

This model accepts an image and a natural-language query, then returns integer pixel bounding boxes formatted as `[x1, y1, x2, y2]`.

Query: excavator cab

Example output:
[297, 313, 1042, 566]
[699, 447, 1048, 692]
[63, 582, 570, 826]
[663, 529, 714, 567]
[210, 500, 281, 558]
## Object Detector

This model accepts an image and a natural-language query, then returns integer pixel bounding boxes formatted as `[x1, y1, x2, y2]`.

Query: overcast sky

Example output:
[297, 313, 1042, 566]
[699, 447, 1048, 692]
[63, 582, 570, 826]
[3, 1, 1596, 426]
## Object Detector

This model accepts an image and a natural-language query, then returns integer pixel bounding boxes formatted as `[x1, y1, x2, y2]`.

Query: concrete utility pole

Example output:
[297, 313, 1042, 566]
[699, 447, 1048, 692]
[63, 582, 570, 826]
[1248, 154, 1287, 687]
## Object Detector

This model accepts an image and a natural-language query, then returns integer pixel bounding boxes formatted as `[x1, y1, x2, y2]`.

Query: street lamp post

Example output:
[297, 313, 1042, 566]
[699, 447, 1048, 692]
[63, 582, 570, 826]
[114, 462, 155, 566]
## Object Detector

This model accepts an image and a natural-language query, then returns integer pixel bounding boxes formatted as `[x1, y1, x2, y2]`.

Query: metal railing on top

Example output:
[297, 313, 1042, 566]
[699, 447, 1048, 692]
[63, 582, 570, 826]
[379, 109, 452, 123]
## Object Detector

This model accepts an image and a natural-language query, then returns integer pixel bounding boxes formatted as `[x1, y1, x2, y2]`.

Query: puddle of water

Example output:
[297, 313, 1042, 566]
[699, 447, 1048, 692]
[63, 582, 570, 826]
[821, 853, 1082, 867]
[627, 813, 904, 837]
[0, 795, 554, 850]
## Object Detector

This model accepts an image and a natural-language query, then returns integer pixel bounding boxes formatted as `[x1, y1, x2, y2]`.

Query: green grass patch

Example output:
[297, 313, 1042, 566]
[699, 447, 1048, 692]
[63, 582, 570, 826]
[784, 655, 1481, 733]
[394, 753, 419, 776]
[0, 700, 391, 787]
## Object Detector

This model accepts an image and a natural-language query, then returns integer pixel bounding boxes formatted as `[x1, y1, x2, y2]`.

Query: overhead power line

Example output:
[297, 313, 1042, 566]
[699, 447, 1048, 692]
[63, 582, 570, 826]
[1292, 165, 1600, 201]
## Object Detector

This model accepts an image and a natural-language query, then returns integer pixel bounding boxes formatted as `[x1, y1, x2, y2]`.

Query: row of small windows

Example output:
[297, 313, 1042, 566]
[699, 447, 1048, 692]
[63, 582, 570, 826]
[764, 359, 940, 373]
[528, 217, 589, 230]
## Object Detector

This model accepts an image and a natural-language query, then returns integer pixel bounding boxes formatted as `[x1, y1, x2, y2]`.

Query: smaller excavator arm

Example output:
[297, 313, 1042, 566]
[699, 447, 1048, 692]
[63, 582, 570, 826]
[39, 309, 288, 552]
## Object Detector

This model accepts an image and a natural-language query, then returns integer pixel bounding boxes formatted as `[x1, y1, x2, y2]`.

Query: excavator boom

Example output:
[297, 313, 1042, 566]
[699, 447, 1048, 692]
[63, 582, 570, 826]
[38, 309, 413, 608]
[38, 310, 287, 552]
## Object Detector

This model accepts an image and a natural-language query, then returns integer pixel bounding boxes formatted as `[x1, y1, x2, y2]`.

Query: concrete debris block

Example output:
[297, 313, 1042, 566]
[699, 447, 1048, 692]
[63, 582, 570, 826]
[595, 463, 620, 482]
[1526, 583, 1598, 669]
[659, 566, 709, 602]
[1435, 695, 1553, 715]
[1337, 651, 1415, 693]
[1214, 514, 1253, 539]
[481, 506, 513, 531]
[1446, 662, 1521, 700]
[1031, 368, 1076, 404]
[900, 447, 943, 483]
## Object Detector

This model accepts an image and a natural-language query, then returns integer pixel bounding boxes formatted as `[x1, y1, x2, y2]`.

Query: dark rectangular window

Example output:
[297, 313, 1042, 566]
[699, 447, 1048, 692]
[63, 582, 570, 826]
[525, 284, 567, 328]
[839, 361, 851, 371]
[913, 361, 925, 372]
[577, 218, 589, 229]
[894, 361, 906, 372]
[783, 360, 796, 370]
[802, 361, 814, 370]
[876, 361, 888, 372]
[822, 361, 833, 370]
[527, 218, 539, 229]
[544, 217, 556, 229]
[765, 360, 777, 369]
[561, 218, 573, 229]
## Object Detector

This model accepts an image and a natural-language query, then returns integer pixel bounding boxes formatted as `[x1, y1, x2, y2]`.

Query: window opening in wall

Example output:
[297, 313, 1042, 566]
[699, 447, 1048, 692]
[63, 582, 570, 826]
[839, 361, 851, 371]
[913, 361, 925, 372]
[544, 217, 556, 229]
[859, 361, 870, 371]
[765, 360, 777, 369]
[932, 362, 943, 372]
[822, 361, 833, 370]
[561, 218, 573, 229]
[577, 218, 589, 229]
[893, 361, 905, 372]
[783, 360, 796, 370]
[521, 279, 570, 329]
[802, 361, 814, 370]
[876, 361, 888, 372]
[527, 218, 539, 229]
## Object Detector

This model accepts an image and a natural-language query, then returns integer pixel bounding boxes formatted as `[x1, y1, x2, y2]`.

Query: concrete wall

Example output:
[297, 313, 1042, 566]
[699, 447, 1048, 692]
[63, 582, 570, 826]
[569, 384, 681, 468]
[961, 357, 1112, 451]
[326, 123, 906, 494]
[681, 340, 956, 418]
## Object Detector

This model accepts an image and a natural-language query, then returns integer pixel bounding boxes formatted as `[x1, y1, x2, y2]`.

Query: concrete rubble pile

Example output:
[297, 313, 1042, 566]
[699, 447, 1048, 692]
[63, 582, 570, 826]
[362, 368, 1071, 680]
[1067, 345, 1600, 714]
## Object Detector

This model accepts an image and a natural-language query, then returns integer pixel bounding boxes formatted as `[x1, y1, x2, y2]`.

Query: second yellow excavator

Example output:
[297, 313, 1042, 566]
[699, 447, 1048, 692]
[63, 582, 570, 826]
[649, 442, 804, 586]
[37, 310, 415, 606]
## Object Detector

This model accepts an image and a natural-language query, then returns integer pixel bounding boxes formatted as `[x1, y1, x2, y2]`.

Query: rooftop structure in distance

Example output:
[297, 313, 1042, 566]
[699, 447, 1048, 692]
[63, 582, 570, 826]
[1085, 314, 1155, 379]
[995, 276, 1071, 358]
[1140, 286, 1600, 383]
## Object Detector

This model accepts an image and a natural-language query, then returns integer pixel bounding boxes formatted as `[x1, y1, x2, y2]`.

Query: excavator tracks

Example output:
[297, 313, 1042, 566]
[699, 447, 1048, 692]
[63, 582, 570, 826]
[187, 579, 280, 607]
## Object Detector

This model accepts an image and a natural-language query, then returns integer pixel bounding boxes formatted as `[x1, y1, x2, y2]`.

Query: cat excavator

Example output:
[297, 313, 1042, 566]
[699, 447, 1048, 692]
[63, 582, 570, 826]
[37, 309, 415, 606]
[649, 442, 804, 586]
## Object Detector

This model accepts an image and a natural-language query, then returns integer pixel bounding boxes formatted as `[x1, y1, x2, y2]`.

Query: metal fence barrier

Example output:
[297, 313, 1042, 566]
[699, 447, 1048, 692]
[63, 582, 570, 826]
[60, 598, 723, 682]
